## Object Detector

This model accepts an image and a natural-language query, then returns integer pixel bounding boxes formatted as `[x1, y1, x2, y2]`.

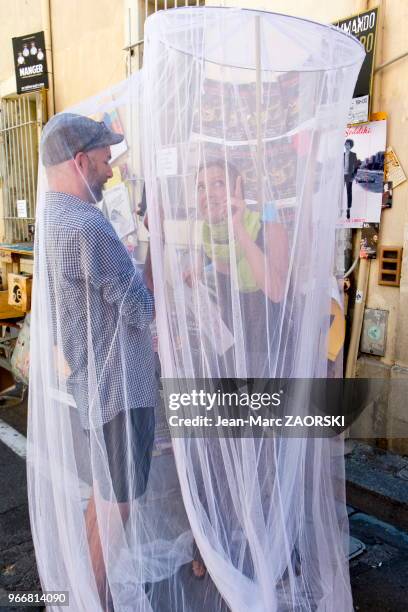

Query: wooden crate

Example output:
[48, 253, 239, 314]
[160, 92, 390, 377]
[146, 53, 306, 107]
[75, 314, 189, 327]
[0, 244, 34, 290]
[7, 273, 32, 313]
[0, 290, 24, 319]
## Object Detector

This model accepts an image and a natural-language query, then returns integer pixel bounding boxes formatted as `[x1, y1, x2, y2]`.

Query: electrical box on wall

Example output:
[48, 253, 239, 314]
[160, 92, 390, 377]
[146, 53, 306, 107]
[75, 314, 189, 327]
[360, 308, 389, 356]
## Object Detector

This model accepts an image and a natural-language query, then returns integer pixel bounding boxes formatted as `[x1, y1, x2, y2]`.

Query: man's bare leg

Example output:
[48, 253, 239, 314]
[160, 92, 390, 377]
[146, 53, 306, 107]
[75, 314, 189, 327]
[192, 543, 206, 578]
[192, 559, 206, 578]
[85, 491, 111, 610]
[85, 489, 131, 611]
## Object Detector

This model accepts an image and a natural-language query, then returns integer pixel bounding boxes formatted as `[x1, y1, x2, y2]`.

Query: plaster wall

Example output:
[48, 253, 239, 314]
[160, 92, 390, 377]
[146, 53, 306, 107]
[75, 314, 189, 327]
[0, 0, 42, 93]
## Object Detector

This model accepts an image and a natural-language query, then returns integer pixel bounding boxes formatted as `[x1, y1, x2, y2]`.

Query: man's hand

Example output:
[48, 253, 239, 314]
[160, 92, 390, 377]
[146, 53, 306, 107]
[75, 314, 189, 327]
[183, 260, 203, 288]
[53, 345, 71, 378]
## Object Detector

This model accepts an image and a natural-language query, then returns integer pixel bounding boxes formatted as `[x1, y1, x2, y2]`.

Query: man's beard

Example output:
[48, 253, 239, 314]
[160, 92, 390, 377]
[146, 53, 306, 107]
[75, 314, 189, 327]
[88, 179, 104, 203]
[86, 159, 105, 203]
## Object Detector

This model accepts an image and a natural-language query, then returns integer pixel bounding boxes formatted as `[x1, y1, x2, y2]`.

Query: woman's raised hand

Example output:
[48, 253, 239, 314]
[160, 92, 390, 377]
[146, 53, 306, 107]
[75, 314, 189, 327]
[230, 175, 245, 231]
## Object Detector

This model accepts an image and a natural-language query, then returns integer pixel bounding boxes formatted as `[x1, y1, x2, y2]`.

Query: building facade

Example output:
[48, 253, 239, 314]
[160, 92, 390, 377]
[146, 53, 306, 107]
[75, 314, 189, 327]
[0, 0, 407, 449]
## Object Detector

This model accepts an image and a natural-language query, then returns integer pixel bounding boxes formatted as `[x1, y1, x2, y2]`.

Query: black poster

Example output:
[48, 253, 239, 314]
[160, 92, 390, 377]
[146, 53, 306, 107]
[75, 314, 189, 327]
[12, 31, 49, 94]
[333, 8, 378, 124]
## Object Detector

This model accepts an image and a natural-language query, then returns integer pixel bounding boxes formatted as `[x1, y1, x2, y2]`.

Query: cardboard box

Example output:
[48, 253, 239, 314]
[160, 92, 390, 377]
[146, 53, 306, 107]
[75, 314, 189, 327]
[8, 273, 32, 312]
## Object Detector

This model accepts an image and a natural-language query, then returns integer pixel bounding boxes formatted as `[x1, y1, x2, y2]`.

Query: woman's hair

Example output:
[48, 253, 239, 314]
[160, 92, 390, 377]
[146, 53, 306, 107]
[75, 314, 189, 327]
[197, 158, 244, 198]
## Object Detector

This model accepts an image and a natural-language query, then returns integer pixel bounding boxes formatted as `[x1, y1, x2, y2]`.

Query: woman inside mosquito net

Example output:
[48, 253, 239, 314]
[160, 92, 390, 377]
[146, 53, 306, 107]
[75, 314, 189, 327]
[184, 157, 292, 378]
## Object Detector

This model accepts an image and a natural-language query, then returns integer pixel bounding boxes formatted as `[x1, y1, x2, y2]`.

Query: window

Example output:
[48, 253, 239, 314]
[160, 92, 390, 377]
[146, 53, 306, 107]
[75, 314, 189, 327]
[0, 92, 44, 242]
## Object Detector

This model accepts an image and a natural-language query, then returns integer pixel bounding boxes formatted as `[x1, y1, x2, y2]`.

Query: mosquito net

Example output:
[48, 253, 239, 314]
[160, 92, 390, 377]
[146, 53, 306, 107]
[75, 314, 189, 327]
[28, 7, 364, 612]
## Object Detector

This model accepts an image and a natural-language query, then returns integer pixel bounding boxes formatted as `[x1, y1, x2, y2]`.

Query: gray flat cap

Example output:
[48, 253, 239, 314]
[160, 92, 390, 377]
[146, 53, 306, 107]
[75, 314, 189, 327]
[41, 112, 124, 167]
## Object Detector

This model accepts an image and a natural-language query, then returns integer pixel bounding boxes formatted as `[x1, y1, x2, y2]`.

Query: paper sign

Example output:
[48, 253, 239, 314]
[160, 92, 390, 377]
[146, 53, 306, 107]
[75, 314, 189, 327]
[157, 147, 178, 176]
[384, 146, 406, 188]
[163, 220, 203, 247]
[348, 95, 369, 125]
[17, 199, 28, 218]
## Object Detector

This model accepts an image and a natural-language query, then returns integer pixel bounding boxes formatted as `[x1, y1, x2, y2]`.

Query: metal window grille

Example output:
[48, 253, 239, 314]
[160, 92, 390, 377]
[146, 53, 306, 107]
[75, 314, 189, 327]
[0, 93, 42, 242]
[142, 0, 205, 21]
[129, 0, 205, 67]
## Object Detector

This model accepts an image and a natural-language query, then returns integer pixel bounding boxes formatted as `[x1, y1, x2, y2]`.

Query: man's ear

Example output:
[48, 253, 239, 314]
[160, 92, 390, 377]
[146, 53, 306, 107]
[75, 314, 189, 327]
[74, 151, 89, 172]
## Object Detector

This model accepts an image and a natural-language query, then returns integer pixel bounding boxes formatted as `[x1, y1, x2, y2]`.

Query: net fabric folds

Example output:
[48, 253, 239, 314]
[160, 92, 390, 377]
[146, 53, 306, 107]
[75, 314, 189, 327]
[142, 7, 364, 612]
[28, 76, 194, 612]
[28, 7, 364, 612]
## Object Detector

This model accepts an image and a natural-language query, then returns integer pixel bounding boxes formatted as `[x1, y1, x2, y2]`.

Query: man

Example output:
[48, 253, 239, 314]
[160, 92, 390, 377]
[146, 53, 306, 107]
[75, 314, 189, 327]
[344, 138, 358, 220]
[40, 113, 156, 608]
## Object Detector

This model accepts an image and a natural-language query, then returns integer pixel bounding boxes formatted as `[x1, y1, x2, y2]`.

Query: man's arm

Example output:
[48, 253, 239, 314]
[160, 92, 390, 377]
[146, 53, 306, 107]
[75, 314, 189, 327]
[143, 244, 154, 294]
[80, 215, 154, 328]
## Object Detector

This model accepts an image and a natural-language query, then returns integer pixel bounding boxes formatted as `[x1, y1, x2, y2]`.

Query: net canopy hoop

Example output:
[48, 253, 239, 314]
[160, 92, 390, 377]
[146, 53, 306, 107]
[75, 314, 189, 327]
[144, 6, 365, 73]
[28, 6, 366, 611]
[255, 15, 263, 206]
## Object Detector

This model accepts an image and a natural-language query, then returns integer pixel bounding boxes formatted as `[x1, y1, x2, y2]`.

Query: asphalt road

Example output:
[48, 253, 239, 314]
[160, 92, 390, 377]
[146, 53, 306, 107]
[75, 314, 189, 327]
[1, 397, 408, 611]
[0, 441, 41, 612]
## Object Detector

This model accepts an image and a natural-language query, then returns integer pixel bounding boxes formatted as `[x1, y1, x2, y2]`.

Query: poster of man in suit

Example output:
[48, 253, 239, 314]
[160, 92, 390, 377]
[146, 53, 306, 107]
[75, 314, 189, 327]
[344, 139, 358, 219]
[339, 120, 386, 228]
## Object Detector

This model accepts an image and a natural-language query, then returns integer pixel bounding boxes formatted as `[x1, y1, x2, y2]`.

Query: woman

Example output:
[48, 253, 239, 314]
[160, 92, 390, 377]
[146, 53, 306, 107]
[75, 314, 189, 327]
[185, 159, 290, 378]
[183, 160, 293, 579]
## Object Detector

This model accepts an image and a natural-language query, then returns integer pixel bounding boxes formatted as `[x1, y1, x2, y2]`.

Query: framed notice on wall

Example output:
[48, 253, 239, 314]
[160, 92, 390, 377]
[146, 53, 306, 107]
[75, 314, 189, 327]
[333, 8, 379, 124]
[12, 31, 49, 94]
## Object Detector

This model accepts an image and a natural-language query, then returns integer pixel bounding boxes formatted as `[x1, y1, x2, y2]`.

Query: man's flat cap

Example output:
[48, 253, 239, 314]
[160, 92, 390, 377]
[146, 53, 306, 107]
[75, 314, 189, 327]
[41, 112, 124, 167]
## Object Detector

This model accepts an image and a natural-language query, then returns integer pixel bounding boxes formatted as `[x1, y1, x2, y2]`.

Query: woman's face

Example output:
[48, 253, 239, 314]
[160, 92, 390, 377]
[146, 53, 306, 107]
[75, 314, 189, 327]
[197, 165, 229, 223]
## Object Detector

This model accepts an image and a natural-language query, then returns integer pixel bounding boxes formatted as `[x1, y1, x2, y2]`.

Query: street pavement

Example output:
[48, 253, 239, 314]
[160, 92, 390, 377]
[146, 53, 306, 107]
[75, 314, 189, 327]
[349, 509, 408, 611]
[1, 398, 408, 611]
[0, 441, 40, 612]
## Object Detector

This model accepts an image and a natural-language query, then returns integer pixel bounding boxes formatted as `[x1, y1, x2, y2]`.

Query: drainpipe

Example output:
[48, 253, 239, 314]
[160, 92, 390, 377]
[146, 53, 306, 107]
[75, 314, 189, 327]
[345, 253, 369, 377]
[345, 0, 384, 378]
[41, 0, 55, 118]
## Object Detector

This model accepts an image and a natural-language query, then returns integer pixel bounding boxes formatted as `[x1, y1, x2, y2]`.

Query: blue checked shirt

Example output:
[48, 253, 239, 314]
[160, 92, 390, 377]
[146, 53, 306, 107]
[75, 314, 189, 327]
[43, 191, 157, 429]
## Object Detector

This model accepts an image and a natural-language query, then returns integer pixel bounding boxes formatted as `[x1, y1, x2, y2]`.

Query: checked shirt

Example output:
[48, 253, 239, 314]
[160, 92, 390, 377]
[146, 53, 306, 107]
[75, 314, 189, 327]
[43, 191, 157, 429]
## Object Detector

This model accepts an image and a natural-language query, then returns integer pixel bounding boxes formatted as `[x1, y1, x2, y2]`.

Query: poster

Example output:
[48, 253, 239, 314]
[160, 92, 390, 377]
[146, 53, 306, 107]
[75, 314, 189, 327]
[12, 31, 48, 94]
[382, 181, 393, 209]
[339, 120, 386, 228]
[333, 8, 378, 124]
[100, 109, 127, 162]
[192, 78, 230, 138]
[91, 107, 128, 163]
[103, 183, 135, 239]
[360, 223, 379, 259]
[197, 138, 297, 204]
[184, 282, 235, 357]
[192, 74, 305, 143]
